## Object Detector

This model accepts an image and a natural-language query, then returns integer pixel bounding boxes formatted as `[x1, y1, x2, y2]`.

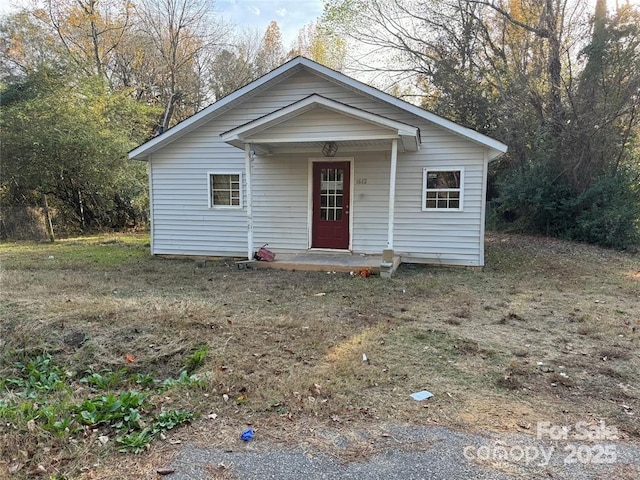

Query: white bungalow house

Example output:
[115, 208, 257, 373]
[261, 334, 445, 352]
[129, 57, 507, 274]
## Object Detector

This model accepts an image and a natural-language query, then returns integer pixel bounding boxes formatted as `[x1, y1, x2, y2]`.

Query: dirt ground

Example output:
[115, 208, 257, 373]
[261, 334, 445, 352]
[0, 232, 638, 479]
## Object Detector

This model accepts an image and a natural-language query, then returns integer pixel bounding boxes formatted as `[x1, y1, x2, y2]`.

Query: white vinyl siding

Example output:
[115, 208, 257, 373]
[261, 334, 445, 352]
[350, 152, 389, 253]
[252, 155, 309, 252]
[148, 67, 487, 265]
[246, 107, 397, 142]
[149, 134, 247, 256]
[394, 135, 486, 266]
[250, 153, 388, 255]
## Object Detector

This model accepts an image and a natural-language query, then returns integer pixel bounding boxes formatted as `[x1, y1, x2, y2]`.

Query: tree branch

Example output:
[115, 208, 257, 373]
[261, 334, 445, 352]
[467, 0, 549, 37]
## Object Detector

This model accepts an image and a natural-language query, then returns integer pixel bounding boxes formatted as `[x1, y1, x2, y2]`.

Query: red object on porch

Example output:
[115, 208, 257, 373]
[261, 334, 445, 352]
[255, 245, 276, 262]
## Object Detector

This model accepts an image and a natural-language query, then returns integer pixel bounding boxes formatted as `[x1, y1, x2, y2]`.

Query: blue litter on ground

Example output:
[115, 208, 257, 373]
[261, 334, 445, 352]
[240, 428, 255, 442]
[410, 390, 434, 401]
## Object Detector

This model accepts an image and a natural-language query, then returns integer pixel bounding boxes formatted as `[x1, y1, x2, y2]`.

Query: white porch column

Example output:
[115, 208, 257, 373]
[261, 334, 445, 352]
[387, 139, 398, 249]
[244, 143, 253, 260]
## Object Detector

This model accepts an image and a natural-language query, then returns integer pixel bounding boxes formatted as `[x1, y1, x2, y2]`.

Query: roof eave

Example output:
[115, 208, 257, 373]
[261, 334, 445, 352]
[129, 56, 508, 160]
[487, 147, 508, 161]
[128, 58, 307, 160]
[294, 58, 508, 154]
[220, 94, 420, 142]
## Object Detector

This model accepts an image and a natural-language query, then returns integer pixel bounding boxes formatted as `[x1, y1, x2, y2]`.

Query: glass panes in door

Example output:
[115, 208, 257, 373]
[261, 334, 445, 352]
[320, 168, 343, 221]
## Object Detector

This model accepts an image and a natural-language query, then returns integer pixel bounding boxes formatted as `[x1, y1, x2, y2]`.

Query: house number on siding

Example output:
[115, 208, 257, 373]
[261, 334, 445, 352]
[356, 178, 367, 185]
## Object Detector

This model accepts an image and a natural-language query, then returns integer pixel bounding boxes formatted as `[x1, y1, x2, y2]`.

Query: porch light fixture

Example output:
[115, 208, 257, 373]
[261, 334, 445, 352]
[322, 141, 338, 157]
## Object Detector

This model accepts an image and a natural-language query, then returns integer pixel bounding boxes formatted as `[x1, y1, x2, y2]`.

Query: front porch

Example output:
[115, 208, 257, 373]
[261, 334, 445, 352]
[250, 251, 401, 277]
[220, 94, 421, 277]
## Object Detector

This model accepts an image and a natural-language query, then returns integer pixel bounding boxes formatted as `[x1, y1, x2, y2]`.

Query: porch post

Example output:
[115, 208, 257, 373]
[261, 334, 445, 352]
[244, 143, 253, 260]
[387, 139, 398, 249]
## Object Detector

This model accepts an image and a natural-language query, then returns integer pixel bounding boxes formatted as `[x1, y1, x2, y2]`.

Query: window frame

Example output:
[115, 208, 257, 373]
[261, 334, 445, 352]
[422, 168, 465, 212]
[208, 171, 243, 209]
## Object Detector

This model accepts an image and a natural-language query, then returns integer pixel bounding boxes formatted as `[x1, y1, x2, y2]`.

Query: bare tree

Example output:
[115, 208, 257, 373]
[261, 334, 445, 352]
[209, 28, 263, 100]
[46, 0, 132, 77]
[289, 20, 347, 71]
[134, 0, 228, 129]
[324, 0, 593, 155]
[255, 20, 285, 76]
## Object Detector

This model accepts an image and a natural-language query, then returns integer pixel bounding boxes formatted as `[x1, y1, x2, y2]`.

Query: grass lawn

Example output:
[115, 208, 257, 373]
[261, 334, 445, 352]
[0, 232, 638, 478]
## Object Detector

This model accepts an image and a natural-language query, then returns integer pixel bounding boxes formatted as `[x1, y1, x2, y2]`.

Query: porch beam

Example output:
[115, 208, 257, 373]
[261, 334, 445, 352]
[245, 143, 253, 260]
[246, 134, 398, 144]
[387, 139, 398, 249]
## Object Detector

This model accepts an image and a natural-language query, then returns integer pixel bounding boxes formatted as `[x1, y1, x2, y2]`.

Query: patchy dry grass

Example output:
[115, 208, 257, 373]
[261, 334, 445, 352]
[0, 232, 638, 478]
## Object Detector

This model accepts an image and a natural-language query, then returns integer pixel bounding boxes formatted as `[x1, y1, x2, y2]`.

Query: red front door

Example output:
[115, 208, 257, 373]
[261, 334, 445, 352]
[312, 161, 350, 249]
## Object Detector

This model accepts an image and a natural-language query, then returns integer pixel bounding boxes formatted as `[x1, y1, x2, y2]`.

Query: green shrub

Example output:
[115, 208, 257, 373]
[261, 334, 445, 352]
[494, 161, 640, 249]
[569, 170, 640, 249]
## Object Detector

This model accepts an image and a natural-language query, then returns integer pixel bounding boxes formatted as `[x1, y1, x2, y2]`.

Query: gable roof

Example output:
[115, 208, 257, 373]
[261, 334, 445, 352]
[221, 94, 421, 153]
[128, 56, 507, 160]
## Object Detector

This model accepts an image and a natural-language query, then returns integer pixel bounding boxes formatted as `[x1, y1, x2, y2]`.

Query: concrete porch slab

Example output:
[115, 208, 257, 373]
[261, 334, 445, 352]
[254, 252, 400, 275]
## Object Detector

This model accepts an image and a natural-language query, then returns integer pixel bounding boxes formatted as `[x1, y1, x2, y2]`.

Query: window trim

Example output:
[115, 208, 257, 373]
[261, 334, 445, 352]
[208, 171, 243, 209]
[422, 167, 464, 212]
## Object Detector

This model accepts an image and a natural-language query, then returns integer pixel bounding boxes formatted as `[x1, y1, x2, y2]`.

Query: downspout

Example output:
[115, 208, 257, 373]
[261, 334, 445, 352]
[148, 156, 154, 254]
[479, 150, 489, 266]
[387, 139, 398, 249]
[244, 144, 253, 260]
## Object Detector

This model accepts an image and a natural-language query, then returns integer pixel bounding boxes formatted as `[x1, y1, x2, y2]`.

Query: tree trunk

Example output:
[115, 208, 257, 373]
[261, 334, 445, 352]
[43, 194, 55, 243]
[545, 0, 564, 136]
[78, 189, 86, 231]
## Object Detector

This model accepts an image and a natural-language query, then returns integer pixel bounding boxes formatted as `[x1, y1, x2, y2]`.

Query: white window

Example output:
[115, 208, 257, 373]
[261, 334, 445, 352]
[208, 172, 242, 208]
[422, 168, 464, 211]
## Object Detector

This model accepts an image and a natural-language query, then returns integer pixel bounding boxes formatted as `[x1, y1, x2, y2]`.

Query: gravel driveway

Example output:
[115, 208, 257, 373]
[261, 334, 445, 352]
[166, 425, 640, 479]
